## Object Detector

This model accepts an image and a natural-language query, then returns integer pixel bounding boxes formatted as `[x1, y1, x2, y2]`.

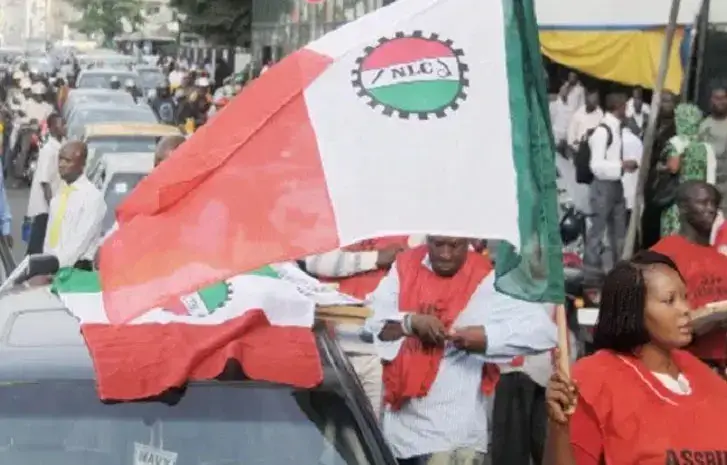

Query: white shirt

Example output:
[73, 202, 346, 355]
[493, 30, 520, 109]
[27, 136, 63, 217]
[588, 113, 624, 181]
[21, 99, 53, 124]
[621, 128, 643, 210]
[567, 106, 604, 148]
[549, 98, 569, 143]
[43, 175, 107, 268]
[626, 98, 651, 121]
[168, 70, 184, 88]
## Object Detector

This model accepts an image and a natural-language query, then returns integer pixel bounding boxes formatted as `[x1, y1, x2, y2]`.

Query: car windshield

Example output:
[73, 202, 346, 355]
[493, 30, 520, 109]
[102, 172, 147, 232]
[0, 380, 372, 465]
[70, 92, 133, 107]
[87, 136, 159, 156]
[72, 108, 156, 127]
[77, 73, 138, 89]
[138, 69, 165, 89]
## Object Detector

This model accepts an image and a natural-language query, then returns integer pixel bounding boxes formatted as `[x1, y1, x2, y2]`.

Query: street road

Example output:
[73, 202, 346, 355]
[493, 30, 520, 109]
[7, 185, 29, 262]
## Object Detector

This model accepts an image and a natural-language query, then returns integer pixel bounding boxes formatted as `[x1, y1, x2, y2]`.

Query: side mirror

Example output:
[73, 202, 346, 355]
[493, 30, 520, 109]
[25, 254, 59, 282]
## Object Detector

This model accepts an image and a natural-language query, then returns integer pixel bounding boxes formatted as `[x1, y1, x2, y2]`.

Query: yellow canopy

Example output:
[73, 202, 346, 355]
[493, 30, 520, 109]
[539, 27, 686, 94]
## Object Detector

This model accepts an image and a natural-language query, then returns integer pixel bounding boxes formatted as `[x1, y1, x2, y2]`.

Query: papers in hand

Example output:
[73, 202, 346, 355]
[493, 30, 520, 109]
[691, 300, 727, 335]
[271, 262, 363, 307]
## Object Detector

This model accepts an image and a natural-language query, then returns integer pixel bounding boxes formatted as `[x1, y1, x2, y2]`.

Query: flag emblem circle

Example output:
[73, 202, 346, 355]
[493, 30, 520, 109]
[352, 31, 469, 119]
[164, 281, 232, 317]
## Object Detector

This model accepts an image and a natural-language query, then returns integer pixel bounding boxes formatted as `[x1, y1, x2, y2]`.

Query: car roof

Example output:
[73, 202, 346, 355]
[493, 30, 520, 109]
[68, 88, 127, 96]
[78, 69, 138, 76]
[84, 122, 180, 138]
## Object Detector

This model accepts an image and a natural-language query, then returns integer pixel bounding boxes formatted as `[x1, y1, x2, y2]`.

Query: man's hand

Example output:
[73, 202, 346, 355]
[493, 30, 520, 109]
[376, 245, 405, 270]
[622, 160, 639, 173]
[450, 326, 487, 352]
[411, 314, 447, 346]
[379, 321, 405, 341]
[2, 235, 12, 249]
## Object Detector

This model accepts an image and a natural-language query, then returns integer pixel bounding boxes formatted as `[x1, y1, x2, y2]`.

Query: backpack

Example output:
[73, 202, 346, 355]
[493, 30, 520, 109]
[574, 123, 613, 185]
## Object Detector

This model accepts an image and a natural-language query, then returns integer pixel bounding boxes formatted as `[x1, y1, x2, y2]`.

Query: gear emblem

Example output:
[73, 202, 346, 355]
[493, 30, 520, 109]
[164, 281, 232, 317]
[351, 31, 469, 119]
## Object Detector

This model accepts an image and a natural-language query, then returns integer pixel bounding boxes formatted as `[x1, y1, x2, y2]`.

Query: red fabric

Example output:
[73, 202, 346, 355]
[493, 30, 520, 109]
[319, 236, 409, 300]
[382, 246, 498, 410]
[715, 222, 727, 252]
[81, 309, 323, 400]
[571, 349, 727, 464]
[652, 235, 727, 361]
[98, 49, 337, 323]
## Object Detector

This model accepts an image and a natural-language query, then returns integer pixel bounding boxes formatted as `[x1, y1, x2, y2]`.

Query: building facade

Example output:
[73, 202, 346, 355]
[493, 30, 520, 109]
[251, 0, 383, 66]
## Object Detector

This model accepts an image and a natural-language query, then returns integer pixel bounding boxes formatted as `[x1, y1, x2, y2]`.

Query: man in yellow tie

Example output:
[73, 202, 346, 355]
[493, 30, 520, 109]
[44, 141, 106, 270]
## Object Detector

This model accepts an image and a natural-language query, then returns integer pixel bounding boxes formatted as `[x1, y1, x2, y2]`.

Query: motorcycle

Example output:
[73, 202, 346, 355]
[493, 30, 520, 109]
[12, 119, 41, 186]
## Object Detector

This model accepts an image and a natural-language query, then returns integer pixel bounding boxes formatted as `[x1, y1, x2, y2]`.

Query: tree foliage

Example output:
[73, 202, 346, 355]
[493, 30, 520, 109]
[170, 0, 253, 47]
[70, 0, 144, 45]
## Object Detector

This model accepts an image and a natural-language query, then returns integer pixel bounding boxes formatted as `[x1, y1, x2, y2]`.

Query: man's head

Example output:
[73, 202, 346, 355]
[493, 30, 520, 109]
[605, 92, 628, 121]
[585, 89, 599, 112]
[124, 79, 136, 92]
[660, 90, 677, 119]
[46, 113, 65, 140]
[709, 82, 727, 118]
[154, 135, 186, 167]
[567, 71, 579, 86]
[632, 86, 644, 113]
[426, 236, 470, 277]
[676, 180, 720, 238]
[58, 141, 88, 184]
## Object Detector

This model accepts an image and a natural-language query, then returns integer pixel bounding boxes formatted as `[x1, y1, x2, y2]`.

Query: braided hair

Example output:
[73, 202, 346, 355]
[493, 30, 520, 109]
[593, 251, 684, 353]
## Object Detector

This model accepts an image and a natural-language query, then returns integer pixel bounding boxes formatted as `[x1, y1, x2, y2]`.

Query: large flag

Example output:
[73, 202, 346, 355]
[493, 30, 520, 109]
[52, 267, 325, 400]
[100, 0, 563, 322]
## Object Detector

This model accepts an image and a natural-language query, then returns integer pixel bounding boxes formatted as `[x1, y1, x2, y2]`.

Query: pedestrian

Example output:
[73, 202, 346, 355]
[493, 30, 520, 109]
[625, 86, 650, 138]
[621, 126, 644, 226]
[544, 250, 727, 465]
[26, 113, 65, 254]
[652, 181, 727, 373]
[700, 82, 727, 210]
[566, 89, 603, 156]
[659, 103, 713, 237]
[44, 141, 106, 270]
[369, 236, 557, 465]
[583, 92, 636, 296]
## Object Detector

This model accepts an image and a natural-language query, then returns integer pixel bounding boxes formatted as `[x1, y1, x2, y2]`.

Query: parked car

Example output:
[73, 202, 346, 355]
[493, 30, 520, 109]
[81, 122, 181, 168]
[66, 103, 158, 140]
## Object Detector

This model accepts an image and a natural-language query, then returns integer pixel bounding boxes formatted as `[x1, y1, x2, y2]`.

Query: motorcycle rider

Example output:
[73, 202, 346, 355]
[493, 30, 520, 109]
[109, 75, 121, 90]
[150, 81, 176, 125]
[8, 82, 53, 186]
[124, 78, 142, 103]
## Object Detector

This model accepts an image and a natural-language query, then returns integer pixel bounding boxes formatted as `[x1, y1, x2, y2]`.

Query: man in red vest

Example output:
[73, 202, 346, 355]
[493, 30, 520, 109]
[368, 235, 557, 465]
[303, 236, 425, 418]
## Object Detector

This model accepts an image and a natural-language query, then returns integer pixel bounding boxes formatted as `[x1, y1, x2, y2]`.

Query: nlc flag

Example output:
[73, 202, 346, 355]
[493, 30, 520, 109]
[100, 0, 564, 322]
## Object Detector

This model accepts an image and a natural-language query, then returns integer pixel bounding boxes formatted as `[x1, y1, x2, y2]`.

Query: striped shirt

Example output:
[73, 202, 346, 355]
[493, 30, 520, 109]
[367, 258, 557, 459]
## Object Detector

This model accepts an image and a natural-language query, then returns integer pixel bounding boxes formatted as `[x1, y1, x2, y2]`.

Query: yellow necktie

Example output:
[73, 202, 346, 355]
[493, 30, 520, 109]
[48, 184, 74, 248]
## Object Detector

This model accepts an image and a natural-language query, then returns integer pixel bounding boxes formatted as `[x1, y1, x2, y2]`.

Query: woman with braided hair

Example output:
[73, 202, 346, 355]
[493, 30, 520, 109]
[660, 103, 716, 237]
[543, 250, 727, 465]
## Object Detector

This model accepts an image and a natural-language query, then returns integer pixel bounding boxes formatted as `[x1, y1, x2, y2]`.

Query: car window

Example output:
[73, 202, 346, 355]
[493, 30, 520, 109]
[102, 172, 146, 233]
[87, 136, 159, 157]
[138, 69, 165, 89]
[0, 381, 373, 465]
[77, 73, 139, 89]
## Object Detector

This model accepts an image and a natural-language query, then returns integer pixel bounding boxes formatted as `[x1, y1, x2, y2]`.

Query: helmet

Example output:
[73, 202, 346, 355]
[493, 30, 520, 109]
[124, 78, 136, 88]
[19, 78, 32, 90]
[110, 75, 120, 83]
[559, 206, 585, 246]
[12, 70, 23, 81]
[195, 76, 210, 87]
[31, 82, 46, 95]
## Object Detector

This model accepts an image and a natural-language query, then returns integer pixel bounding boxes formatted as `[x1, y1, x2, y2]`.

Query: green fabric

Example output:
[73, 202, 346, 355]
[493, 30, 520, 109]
[495, 0, 564, 303]
[51, 268, 102, 294]
[661, 103, 708, 236]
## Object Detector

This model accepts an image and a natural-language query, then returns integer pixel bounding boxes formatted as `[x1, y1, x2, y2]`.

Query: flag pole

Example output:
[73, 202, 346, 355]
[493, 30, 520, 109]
[622, 0, 682, 260]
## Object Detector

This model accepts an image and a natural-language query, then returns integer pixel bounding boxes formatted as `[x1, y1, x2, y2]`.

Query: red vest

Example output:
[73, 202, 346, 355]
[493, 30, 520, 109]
[320, 236, 409, 300]
[382, 246, 498, 410]
[652, 235, 727, 361]
[572, 350, 727, 464]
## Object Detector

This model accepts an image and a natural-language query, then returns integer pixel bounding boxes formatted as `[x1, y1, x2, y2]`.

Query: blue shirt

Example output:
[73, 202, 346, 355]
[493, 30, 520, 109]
[0, 169, 11, 236]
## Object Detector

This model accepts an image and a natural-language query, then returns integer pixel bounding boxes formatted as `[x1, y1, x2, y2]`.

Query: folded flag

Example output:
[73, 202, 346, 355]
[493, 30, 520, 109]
[100, 0, 563, 322]
[52, 267, 324, 401]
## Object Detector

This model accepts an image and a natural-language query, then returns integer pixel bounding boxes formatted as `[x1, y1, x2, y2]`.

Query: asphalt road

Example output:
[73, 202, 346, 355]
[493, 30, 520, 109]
[6, 185, 30, 262]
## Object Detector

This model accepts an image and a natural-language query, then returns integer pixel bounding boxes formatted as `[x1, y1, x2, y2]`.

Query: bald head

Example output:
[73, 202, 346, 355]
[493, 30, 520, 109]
[154, 135, 186, 167]
[58, 140, 88, 183]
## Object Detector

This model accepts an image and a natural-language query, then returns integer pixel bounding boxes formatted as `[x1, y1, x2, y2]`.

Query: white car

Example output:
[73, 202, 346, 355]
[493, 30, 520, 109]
[87, 152, 155, 236]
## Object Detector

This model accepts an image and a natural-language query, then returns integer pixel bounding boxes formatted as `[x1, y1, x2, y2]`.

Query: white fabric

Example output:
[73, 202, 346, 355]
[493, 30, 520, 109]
[20, 99, 53, 124]
[27, 137, 63, 217]
[621, 127, 643, 211]
[589, 113, 624, 181]
[304, 0, 520, 248]
[567, 106, 604, 148]
[626, 98, 651, 119]
[549, 97, 569, 143]
[668, 135, 717, 184]
[652, 372, 691, 395]
[168, 70, 184, 87]
[43, 175, 107, 267]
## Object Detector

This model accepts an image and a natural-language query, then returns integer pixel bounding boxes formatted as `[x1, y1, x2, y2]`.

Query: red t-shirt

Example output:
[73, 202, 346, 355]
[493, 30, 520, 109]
[652, 235, 727, 361]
